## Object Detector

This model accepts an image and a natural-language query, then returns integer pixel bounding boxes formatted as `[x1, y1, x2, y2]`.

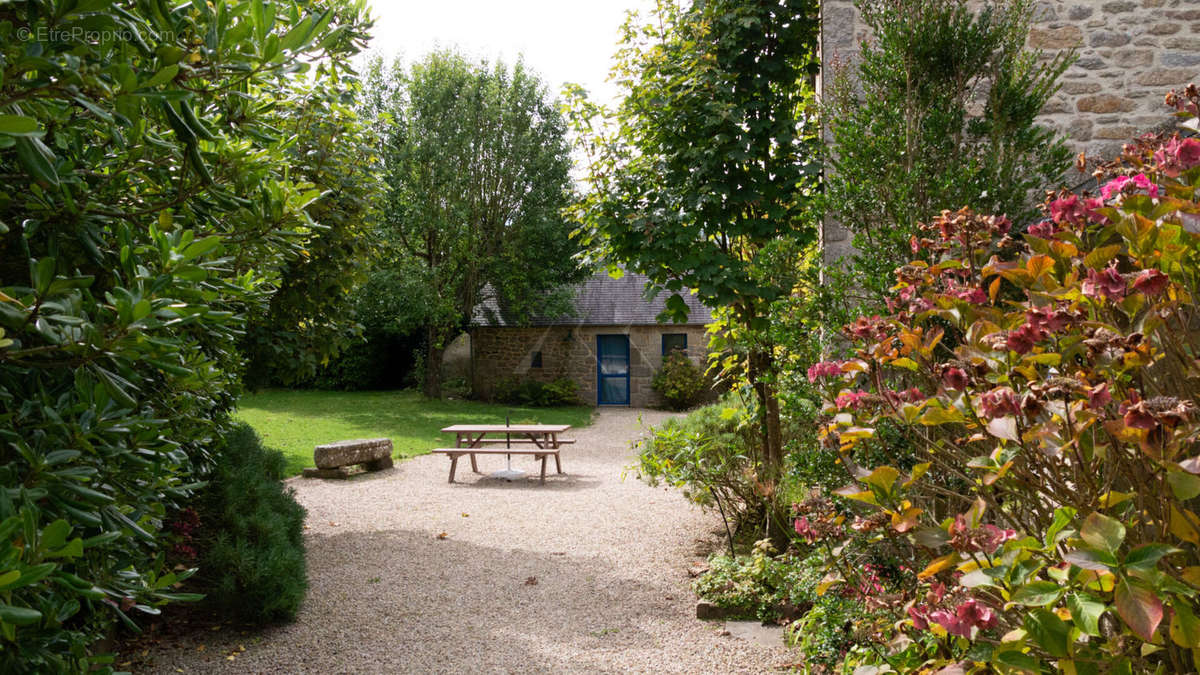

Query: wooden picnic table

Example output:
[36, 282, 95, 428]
[435, 424, 573, 483]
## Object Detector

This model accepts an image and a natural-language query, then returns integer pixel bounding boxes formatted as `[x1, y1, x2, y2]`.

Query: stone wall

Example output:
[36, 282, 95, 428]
[470, 324, 710, 408]
[820, 0, 1200, 264]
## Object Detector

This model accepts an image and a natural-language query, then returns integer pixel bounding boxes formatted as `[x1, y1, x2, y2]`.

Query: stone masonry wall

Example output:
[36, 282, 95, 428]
[470, 325, 710, 408]
[820, 0, 1200, 264]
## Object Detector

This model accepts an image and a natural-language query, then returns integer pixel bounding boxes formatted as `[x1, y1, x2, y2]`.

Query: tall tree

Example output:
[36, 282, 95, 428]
[242, 75, 384, 388]
[825, 0, 1071, 311]
[568, 0, 820, 479]
[366, 51, 583, 398]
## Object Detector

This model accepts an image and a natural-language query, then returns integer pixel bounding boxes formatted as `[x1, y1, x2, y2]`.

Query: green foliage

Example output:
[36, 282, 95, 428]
[243, 77, 385, 387]
[825, 0, 1071, 311]
[492, 377, 580, 407]
[695, 543, 875, 668]
[637, 397, 761, 525]
[694, 541, 817, 622]
[810, 97, 1200, 671]
[0, 0, 370, 667]
[195, 425, 306, 623]
[651, 351, 707, 411]
[568, 0, 821, 477]
[364, 51, 584, 398]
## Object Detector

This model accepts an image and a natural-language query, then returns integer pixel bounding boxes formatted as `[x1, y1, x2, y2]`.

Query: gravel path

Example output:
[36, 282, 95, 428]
[143, 408, 791, 674]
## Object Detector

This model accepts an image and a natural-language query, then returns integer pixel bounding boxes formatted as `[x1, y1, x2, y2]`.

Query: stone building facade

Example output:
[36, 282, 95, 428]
[470, 270, 713, 408]
[470, 323, 711, 408]
[820, 0, 1200, 262]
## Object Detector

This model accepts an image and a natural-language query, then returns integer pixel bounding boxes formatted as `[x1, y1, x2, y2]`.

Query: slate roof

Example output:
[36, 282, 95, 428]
[471, 270, 714, 327]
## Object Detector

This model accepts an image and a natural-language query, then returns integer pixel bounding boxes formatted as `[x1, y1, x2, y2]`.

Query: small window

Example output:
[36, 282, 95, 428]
[531, 351, 543, 368]
[662, 333, 688, 355]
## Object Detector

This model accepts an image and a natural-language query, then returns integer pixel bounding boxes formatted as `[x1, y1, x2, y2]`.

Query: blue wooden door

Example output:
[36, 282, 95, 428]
[596, 334, 630, 405]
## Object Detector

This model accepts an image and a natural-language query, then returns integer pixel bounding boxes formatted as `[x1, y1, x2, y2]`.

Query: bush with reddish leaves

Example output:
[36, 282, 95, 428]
[809, 87, 1200, 672]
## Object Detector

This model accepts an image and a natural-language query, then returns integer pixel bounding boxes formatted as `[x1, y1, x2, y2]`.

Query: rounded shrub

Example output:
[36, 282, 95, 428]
[651, 351, 707, 411]
[194, 425, 307, 623]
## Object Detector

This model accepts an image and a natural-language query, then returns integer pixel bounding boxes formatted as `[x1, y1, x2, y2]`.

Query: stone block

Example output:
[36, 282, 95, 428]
[1076, 94, 1137, 113]
[1163, 52, 1200, 67]
[1137, 68, 1198, 86]
[1146, 22, 1183, 35]
[313, 438, 393, 470]
[1101, 1, 1136, 12]
[1029, 25, 1084, 49]
[1089, 30, 1130, 48]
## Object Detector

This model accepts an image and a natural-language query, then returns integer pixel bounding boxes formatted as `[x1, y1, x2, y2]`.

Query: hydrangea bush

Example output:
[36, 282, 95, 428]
[809, 88, 1200, 672]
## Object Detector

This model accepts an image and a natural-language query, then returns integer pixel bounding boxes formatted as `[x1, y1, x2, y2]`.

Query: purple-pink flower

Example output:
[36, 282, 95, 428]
[1132, 269, 1170, 296]
[807, 360, 845, 383]
[1082, 266, 1126, 301]
[1101, 173, 1160, 201]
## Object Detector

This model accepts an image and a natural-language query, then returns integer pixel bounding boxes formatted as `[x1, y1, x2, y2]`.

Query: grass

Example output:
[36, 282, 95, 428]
[234, 389, 595, 476]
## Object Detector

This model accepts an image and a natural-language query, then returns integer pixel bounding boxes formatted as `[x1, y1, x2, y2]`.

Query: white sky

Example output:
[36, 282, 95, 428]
[363, 0, 657, 106]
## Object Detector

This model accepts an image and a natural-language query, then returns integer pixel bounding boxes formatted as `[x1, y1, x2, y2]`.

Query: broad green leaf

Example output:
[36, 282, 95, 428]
[0, 604, 42, 626]
[1045, 506, 1076, 548]
[40, 519, 71, 551]
[1168, 471, 1200, 500]
[0, 115, 41, 137]
[1080, 512, 1125, 555]
[1067, 593, 1105, 637]
[1124, 543, 1180, 572]
[1012, 580, 1062, 607]
[140, 64, 179, 90]
[1171, 601, 1200, 648]
[994, 648, 1044, 673]
[1024, 608, 1070, 658]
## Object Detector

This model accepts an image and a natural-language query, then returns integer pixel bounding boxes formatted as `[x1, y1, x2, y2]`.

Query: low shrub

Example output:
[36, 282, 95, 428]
[694, 541, 887, 668]
[194, 425, 307, 623]
[809, 90, 1200, 672]
[694, 540, 817, 621]
[651, 351, 708, 410]
[492, 377, 579, 407]
[637, 397, 776, 537]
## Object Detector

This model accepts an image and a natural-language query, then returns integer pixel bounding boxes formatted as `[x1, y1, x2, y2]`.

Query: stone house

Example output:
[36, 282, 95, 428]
[819, 0, 1200, 263]
[469, 270, 712, 407]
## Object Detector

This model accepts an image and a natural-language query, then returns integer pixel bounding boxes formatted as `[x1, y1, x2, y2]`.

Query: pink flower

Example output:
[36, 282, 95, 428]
[1027, 220, 1059, 239]
[1050, 195, 1086, 225]
[1087, 382, 1112, 410]
[1101, 173, 1160, 201]
[979, 524, 1018, 554]
[807, 360, 845, 383]
[1006, 323, 1045, 355]
[835, 390, 870, 410]
[979, 387, 1020, 419]
[941, 366, 969, 391]
[1082, 266, 1126, 301]
[1132, 269, 1170, 296]
[1120, 391, 1157, 430]
[1026, 306, 1070, 334]
[1155, 137, 1200, 177]
[908, 606, 929, 630]
[847, 315, 891, 342]
[884, 388, 925, 405]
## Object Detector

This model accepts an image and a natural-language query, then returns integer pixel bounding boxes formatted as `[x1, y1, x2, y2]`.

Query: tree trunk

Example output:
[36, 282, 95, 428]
[747, 347, 783, 481]
[424, 325, 444, 399]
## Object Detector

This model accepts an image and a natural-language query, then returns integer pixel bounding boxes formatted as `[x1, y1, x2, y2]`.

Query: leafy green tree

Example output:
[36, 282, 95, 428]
[365, 51, 583, 398]
[242, 75, 385, 388]
[825, 0, 1071, 311]
[0, 1, 370, 669]
[568, 0, 820, 479]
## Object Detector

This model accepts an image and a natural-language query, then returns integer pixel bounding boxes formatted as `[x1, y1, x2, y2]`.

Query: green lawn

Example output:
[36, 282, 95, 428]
[234, 389, 595, 476]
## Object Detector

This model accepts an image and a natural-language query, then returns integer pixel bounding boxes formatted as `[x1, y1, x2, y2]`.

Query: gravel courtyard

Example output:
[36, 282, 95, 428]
[142, 408, 791, 674]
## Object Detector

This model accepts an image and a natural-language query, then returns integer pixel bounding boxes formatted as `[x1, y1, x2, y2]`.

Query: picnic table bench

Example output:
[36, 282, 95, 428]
[434, 424, 572, 484]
